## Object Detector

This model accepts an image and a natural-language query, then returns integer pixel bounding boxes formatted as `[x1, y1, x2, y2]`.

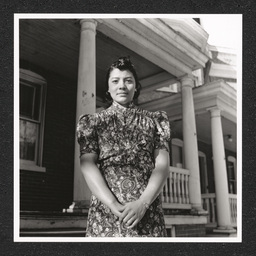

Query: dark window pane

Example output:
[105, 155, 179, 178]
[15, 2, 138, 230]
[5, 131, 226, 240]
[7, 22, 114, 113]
[20, 83, 35, 118]
[20, 82, 41, 120]
[228, 162, 235, 179]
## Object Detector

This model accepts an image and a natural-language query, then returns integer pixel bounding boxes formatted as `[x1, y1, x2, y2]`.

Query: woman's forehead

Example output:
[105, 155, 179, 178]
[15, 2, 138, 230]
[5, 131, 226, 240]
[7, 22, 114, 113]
[109, 68, 134, 78]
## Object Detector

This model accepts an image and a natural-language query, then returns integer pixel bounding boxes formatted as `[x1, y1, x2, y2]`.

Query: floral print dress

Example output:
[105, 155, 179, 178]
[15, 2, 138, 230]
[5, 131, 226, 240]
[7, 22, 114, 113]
[77, 101, 171, 237]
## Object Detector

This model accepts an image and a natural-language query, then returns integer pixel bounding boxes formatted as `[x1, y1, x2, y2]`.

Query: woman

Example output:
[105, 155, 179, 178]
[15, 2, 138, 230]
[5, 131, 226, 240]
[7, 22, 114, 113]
[77, 57, 171, 237]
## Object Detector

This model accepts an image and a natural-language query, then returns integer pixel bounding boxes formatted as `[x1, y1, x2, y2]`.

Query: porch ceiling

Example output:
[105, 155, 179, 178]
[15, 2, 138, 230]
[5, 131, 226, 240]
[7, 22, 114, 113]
[19, 19, 175, 102]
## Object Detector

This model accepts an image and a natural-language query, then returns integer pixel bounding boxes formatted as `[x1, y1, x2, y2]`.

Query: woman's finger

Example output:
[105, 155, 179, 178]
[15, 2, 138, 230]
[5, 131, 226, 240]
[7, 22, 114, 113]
[127, 218, 139, 229]
[119, 207, 131, 222]
[123, 212, 136, 224]
[125, 215, 137, 226]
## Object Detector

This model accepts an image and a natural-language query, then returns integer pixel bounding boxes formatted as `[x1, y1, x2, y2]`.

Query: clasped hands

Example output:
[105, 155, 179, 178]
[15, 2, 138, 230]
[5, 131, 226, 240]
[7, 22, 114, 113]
[110, 199, 148, 229]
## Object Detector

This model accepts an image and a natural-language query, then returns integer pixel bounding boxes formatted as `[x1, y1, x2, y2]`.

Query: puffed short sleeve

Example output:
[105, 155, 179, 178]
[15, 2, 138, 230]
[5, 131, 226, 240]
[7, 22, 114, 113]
[76, 114, 99, 156]
[154, 111, 171, 152]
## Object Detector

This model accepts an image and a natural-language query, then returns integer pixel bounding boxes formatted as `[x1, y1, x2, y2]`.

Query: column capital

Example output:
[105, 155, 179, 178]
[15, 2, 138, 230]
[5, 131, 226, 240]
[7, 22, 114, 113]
[80, 19, 97, 33]
[207, 106, 223, 118]
[178, 74, 195, 88]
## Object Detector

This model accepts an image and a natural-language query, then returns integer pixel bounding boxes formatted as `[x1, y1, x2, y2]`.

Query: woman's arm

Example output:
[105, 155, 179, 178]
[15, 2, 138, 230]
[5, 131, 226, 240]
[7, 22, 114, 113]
[80, 153, 125, 217]
[119, 149, 170, 228]
[139, 148, 170, 205]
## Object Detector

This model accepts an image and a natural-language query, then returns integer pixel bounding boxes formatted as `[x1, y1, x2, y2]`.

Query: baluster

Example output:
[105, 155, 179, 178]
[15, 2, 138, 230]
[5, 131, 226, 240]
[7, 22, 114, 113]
[181, 173, 185, 204]
[229, 198, 233, 223]
[185, 174, 189, 204]
[169, 171, 173, 203]
[161, 183, 165, 203]
[234, 198, 237, 223]
[173, 172, 177, 203]
[231, 197, 236, 224]
[165, 178, 169, 203]
[177, 173, 181, 204]
[206, 198, 210, 223]
[211, 197, 216, 223]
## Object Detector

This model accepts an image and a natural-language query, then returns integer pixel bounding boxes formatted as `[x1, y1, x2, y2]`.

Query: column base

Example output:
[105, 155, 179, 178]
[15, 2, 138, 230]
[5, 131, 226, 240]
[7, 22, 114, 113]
[213, 226, 237, 237]
[63, 200, 90, 213]
[190, 206, 209, 216]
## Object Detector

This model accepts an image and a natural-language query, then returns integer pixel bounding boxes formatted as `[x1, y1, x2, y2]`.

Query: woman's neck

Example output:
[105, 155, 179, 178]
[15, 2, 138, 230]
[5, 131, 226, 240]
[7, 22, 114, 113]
[113, 100, 132, 108]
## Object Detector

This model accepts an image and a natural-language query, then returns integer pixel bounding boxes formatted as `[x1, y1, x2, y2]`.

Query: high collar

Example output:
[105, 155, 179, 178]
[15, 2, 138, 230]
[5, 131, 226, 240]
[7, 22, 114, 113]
[112, 101, 135, 111]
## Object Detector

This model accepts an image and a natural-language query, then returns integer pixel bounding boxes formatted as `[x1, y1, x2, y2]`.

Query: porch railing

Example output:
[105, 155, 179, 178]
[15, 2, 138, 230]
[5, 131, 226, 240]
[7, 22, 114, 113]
[201, 193, 217, 225]
[162, 167, 191, 209]
[201, 193, 237, 227]
[229, 194, 237, 225]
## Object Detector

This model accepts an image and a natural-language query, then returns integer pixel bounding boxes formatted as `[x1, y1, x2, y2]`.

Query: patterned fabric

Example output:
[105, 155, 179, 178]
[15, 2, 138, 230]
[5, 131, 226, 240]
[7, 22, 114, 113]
[77, 101, 171, 237]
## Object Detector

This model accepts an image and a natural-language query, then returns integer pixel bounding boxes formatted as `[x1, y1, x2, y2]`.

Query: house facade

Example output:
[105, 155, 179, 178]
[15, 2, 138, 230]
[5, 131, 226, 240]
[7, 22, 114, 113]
[18, 17, 237, 237]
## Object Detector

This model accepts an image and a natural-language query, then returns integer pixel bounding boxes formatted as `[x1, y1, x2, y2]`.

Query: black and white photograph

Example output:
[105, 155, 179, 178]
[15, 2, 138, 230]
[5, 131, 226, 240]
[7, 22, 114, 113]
[13, 14, 242, 242]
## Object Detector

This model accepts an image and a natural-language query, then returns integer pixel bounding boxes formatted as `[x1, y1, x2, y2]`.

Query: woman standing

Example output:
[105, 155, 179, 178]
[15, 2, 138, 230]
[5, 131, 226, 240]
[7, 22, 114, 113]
[77, 57, 171, 237]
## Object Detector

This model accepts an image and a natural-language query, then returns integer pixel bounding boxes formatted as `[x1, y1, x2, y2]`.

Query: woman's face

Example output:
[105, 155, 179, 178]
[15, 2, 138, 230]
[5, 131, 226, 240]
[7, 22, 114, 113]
[108, 68, 136, 106]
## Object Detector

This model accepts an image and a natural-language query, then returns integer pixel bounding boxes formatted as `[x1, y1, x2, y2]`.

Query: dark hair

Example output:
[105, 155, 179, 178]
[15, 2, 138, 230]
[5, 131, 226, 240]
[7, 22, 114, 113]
[104, 56, 141, 102]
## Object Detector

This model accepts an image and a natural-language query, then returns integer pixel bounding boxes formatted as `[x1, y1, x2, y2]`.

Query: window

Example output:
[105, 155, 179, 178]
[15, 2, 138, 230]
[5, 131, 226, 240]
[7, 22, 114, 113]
[171, 138, 184, 168]
[198, 151, 209, 194]
[19, 69, 46, 172]
[227, 156, 237, 194]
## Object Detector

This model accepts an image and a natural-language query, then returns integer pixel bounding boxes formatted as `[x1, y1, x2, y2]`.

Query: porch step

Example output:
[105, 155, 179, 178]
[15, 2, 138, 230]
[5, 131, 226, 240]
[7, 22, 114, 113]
[20, 211, 88, 233]
[20, 211, 211, 237]
[20, 228, 86, 237]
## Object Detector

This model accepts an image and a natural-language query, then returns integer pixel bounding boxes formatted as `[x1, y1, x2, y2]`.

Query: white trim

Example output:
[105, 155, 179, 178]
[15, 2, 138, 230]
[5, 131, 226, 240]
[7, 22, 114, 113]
[162, 18, 209, 52]
[208, 45, 237, 54]
[209, 63, 237, 79]
[20, 162, 46, 173]
[172, 138, 184, 147]
[20, 68, 46, 83]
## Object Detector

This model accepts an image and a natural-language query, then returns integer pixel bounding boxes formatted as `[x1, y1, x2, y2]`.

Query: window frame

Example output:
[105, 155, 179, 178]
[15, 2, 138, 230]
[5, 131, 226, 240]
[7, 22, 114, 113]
[171, 138, 184, 168]
[198, 151, 209, 194]
[19, 69, 47, 172]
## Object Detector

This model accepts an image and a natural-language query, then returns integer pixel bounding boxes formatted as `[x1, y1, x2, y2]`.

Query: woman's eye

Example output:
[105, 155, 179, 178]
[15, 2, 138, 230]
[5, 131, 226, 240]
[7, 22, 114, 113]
[125, 79, 133, 84]
[112, 80, 118, 84]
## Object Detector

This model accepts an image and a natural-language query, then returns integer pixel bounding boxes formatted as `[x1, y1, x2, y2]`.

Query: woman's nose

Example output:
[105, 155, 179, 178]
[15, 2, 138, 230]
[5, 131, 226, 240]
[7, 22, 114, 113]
[118, 80, 126, 89]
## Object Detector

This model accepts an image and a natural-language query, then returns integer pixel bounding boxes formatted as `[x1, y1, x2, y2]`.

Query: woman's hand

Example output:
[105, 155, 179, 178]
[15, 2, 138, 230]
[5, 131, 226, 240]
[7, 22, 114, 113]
[119, 199, 148, 229]
[109, 201, 125, 218]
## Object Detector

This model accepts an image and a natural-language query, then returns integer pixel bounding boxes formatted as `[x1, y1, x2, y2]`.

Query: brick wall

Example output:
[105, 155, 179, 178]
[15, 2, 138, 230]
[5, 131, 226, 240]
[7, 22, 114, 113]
[175, 224, 206, 237]
[20, 60, 77, 211]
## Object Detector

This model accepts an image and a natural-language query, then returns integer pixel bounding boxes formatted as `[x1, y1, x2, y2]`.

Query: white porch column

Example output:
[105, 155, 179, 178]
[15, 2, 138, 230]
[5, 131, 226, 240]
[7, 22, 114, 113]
[209, 107, 236, 234]
[73, 20, 97, 209]
[180, 75, 202, 211]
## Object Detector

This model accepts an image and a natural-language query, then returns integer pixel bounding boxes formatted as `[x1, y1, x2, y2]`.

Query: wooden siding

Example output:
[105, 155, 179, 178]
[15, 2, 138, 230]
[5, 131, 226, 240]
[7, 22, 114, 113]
[20, 60, 77, 211]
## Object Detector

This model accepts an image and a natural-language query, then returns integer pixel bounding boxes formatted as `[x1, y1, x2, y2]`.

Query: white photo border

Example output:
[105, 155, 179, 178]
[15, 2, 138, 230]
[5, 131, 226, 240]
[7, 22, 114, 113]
[14, 13, 242, 243]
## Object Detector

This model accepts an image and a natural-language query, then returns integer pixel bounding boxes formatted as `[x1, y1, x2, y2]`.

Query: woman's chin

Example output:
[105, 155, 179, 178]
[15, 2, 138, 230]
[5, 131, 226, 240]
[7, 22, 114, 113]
[115, 98, 131, 106]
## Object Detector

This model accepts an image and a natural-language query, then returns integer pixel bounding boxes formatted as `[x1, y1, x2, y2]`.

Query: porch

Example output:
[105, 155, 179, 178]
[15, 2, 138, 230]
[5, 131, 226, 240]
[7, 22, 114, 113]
[20, 167, 237, 237]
